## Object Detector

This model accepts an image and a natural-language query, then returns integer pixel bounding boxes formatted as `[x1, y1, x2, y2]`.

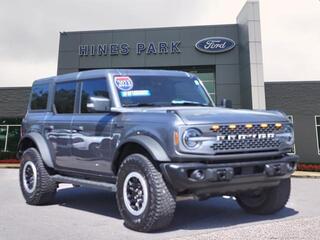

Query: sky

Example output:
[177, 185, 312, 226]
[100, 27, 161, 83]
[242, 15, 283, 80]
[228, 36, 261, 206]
[0, 0, 319, 87]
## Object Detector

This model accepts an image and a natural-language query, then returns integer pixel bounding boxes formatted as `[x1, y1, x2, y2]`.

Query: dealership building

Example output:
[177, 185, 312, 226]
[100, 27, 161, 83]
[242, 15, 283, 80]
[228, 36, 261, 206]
[0, 0, 319, 164]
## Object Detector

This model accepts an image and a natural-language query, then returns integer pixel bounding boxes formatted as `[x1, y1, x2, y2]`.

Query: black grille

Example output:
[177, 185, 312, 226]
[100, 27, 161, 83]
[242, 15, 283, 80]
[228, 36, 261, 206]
[210, 123, 287, 154]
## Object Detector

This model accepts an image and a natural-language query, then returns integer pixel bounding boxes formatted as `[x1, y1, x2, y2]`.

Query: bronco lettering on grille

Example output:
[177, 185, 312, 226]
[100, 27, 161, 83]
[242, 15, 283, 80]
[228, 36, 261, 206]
[217, 133, 275, 141]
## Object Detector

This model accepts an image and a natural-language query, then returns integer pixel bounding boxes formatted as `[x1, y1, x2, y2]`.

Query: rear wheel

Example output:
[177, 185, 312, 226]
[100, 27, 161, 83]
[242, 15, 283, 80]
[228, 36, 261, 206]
[19, 148, 57, 205]
[116, 153, 176, 232]
[236, 178, 291, 214]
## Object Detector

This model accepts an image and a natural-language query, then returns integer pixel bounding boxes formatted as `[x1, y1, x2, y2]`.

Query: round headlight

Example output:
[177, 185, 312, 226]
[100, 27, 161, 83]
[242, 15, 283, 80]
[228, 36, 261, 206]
[182, 128, 202, 149]
[276, 125, 294, 145]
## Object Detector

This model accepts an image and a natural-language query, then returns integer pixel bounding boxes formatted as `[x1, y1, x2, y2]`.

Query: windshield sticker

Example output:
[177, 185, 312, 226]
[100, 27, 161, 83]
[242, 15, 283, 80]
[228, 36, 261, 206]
[194, 80, 200, 85]
[114, 76, 133, 91]
[120, 90, 151, 97]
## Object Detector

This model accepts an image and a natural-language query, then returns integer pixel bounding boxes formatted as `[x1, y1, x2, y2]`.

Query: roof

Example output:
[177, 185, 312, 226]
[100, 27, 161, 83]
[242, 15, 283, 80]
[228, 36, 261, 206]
[34, 69, 191, 84]
[0, 87, 31, 118]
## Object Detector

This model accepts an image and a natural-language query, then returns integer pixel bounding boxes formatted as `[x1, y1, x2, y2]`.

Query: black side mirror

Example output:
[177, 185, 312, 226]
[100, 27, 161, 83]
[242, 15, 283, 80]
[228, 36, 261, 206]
[87, 97, 111, 112]
[221, 98, 232, 108]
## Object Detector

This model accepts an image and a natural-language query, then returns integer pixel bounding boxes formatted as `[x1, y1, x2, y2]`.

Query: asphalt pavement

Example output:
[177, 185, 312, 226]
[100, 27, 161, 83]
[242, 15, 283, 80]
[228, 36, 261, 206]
[0, 169, 319, 240]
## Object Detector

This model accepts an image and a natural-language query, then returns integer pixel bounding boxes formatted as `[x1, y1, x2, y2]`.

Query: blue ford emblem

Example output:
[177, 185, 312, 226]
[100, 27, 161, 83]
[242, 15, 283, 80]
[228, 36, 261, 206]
[195, 37, 236, 53]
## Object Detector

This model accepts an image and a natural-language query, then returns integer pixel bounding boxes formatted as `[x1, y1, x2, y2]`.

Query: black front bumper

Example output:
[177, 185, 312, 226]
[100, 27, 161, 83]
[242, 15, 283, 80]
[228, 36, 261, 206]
[160, 154, 299, 197]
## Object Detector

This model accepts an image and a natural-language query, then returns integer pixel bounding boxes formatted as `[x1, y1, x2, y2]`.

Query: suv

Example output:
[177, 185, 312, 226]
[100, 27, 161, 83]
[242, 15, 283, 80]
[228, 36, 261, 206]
[18, 69, 298, 232]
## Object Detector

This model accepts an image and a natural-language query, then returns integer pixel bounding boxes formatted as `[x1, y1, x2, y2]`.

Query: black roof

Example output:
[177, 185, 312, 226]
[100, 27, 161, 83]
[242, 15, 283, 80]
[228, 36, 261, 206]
[0, 87, 31, 118]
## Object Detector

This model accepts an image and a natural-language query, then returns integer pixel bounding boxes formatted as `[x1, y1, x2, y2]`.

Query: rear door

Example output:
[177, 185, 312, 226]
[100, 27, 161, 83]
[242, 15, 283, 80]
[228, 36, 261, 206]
[70, 78, 116, 175]
[45, 81, 76, 170]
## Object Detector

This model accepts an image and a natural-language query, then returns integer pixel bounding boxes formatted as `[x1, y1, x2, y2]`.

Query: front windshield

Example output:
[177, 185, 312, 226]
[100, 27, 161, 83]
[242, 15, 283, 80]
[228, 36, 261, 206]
[114, 75, 213, 107]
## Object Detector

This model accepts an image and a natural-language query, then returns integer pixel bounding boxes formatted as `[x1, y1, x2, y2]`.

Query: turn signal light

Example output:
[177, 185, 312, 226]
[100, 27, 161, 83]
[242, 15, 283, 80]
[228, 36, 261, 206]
[275, 123, 282, 129]
[174, 131, 179, 145]
[229, 124, 236, 130]
[260, 123, 268, 129]
[211, 125, 220, 131]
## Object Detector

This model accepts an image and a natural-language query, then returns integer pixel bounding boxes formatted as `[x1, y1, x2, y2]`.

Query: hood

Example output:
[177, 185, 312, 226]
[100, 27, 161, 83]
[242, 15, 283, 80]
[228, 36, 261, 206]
[113, 106, 288, 125]
[172, 107, 287, 125]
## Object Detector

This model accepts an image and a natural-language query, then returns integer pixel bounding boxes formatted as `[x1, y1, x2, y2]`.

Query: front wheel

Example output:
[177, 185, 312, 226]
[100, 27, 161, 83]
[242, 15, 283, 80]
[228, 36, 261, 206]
[236, 178, 291, 215]
[116, 154, 176, 232]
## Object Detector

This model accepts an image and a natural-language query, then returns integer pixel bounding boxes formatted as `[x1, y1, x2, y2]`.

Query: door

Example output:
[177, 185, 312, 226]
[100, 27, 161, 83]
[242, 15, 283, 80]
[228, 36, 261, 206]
[70, 78, 115, 175]
[45, 81, 76, 170]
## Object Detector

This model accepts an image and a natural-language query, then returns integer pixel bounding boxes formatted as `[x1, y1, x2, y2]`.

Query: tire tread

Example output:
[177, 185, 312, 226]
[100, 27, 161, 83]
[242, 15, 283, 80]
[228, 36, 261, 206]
[19, 148, 57, 205]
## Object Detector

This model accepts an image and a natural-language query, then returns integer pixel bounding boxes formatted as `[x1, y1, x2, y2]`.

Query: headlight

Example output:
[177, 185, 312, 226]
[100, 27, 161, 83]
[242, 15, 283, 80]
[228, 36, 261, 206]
[276, 125, 294, 145]
[182, 128, 202, 149]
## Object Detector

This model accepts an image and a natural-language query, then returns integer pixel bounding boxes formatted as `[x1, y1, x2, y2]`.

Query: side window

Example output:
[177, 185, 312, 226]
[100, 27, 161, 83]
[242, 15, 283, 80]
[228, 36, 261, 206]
[30, 83, 49, 110]
[54, 82, 76, 114]
[81, 79, 109, 113]
[316, 116, 320, 155]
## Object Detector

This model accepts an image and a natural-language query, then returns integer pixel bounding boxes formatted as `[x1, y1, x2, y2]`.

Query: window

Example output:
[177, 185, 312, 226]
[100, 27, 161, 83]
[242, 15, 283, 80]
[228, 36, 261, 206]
[116, 75, 211, 107]
[6, 126, 21, 151]
[30, 83, 49, 110]
[0, 124, 21, 152]
[81, 79, 109, 113]
[316, 116, 320, 155]
[0, 118, 22, 160]
[0, 126, 6, 151]
[186, 67, 216, 102]
[54, 82, 76, 114]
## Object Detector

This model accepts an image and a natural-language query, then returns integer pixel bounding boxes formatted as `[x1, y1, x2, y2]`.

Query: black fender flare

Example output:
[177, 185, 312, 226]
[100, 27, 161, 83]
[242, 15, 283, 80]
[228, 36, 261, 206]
[18, 132, 54, 168]
[114, 135, 170, 163]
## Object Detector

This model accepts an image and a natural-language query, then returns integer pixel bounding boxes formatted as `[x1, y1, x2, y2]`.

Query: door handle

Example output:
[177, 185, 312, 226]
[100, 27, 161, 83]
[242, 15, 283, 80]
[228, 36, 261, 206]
[45, 125, 54, 131]
[72, 126, 84, 132]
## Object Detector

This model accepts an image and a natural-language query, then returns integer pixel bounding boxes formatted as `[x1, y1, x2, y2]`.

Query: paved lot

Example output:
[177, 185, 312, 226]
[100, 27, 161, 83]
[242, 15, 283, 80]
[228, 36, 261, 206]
[0, 169, 319, 240]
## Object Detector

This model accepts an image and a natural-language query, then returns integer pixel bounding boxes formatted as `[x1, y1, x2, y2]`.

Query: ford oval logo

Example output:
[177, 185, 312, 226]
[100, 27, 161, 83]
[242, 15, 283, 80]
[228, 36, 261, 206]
[195, 37, 236, 53]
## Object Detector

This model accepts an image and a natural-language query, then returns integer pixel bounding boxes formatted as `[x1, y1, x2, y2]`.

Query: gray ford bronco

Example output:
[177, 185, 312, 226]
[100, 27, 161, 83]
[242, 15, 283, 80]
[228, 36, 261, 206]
[18, 69, 298, 232]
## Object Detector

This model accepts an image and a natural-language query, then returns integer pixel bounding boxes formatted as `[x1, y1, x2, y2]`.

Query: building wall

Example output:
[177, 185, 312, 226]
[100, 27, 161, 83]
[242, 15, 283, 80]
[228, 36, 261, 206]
[57, 2, 265, 110]
[265, 81, 320, 163]
[58, 24, 245, 108]
[237, 0, 265, 110]
[0, 87, 31, 160]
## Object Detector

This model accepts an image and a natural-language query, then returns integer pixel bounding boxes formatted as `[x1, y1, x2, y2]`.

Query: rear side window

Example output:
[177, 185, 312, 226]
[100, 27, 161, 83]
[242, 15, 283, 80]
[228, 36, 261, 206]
[54, 82, 76, 114]
[30, 83, 49, 110]
[81, 79, 109, 113]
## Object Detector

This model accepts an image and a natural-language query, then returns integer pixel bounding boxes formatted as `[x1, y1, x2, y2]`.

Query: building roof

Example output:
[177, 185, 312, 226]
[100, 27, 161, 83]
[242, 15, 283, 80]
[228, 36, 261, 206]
[0, 87, 31, 118]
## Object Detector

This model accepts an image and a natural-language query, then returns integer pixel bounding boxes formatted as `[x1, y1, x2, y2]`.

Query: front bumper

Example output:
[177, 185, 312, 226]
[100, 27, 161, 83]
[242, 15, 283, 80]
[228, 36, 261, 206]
[160, 154, 299, 197]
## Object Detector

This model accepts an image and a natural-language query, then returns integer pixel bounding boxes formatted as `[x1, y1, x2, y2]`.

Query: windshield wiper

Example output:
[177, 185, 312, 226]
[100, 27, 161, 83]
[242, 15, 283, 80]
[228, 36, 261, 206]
[122, 103, 160, 107]
[171, 100, 209, 106]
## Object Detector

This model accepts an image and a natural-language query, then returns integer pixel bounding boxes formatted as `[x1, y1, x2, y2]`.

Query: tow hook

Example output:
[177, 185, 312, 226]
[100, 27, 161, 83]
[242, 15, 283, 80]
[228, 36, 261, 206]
[208, 167, 234, 182]
[217, 169, 230, 181]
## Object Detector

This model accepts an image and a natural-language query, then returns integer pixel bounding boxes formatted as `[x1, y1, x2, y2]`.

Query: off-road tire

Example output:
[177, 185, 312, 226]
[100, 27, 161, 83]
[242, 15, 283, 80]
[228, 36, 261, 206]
[19, 148, 57, 205]
[236, 178, 291, 214]
[116, 153, 176, 232]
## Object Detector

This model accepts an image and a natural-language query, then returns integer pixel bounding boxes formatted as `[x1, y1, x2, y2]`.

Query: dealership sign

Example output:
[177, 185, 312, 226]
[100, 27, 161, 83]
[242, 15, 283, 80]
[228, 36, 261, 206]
[78, 41, 181, 56]
[195, 37, 235, 53]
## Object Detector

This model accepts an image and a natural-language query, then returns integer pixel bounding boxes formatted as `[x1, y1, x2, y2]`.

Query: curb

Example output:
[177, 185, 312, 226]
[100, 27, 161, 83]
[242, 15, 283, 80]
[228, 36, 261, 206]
[292, 171, 320, 179]
[0, 164, 20, 168]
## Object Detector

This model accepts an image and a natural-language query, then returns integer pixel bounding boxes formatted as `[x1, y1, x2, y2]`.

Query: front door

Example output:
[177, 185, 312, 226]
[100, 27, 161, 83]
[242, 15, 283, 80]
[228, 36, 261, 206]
[70, 78, 115, 175]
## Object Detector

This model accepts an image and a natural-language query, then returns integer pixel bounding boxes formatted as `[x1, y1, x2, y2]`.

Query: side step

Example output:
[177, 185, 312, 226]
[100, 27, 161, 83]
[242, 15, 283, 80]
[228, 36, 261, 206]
[52, 175, 117, 192]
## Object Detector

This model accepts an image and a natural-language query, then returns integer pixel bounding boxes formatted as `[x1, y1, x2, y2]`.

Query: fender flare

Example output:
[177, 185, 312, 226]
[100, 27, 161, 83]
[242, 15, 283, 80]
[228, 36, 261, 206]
[114, 135, 170, 163]
[18, 132, 54, 168]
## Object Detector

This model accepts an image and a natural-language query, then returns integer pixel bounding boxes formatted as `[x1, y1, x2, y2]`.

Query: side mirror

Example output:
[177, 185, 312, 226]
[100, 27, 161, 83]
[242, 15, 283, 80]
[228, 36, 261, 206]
[221, 98, 232, 108]
[87, 97, 111, 112]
